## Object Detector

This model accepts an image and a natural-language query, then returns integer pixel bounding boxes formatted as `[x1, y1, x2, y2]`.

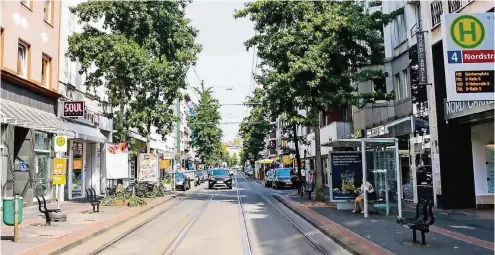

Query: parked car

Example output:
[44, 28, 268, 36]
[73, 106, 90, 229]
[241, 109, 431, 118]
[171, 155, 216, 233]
[197, 170, 207, 183]
[208, 169, 233, 189]
[264, 170, 274, 187]
[272, 168, 293, 189]
[175, 172, 189, 191]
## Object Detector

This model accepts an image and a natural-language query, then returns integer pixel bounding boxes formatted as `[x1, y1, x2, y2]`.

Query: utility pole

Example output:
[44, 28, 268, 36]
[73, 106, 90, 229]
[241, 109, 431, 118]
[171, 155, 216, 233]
[175, 96, 181, 171]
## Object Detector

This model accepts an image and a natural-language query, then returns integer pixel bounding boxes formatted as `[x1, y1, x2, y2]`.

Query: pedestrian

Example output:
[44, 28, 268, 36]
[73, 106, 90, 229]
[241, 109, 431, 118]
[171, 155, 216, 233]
[352, 181, 376, 214]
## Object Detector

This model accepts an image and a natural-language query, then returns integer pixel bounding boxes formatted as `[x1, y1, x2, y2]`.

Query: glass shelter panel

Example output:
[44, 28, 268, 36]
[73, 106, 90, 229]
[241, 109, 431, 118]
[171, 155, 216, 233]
[366, 148, 399, 216]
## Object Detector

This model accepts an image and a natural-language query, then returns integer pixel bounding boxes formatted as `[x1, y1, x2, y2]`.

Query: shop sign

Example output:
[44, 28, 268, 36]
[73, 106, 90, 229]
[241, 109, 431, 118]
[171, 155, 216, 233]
[138, 153, 159, 182]
[73, 159, 83, 170]
[443, 13, 494, 101]
[19, 160, 29, 172]
[53, 158, 67, 175]
[54, 136, 68, 153]
[416, 31, 428, 85]
[63, 101, 85, 117]
[159, 159, 171, 169]
[444, 99, 493, 119]
[329, 152, 363, 202]
[52, 175, 66, 185]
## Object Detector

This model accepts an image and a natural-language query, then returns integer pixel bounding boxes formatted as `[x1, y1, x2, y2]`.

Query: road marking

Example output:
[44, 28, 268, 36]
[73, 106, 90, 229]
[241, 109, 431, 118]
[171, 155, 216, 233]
[235, 173, 253, 255]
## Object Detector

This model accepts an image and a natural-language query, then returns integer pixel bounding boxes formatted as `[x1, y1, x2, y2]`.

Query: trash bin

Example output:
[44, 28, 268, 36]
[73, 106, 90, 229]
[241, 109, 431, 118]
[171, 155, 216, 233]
[2, 197, 24, 226]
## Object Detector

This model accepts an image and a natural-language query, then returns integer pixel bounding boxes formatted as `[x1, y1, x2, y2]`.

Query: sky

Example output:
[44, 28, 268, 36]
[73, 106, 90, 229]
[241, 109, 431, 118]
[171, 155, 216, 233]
[185, 1, 256, 143]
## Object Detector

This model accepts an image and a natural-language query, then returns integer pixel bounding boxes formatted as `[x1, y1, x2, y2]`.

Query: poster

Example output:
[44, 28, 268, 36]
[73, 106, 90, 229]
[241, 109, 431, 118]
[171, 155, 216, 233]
[330, 152, 363, 201]
[159, 159, 171, 170]
[105, 143, 129, 179]
[138, 153, 159, 182]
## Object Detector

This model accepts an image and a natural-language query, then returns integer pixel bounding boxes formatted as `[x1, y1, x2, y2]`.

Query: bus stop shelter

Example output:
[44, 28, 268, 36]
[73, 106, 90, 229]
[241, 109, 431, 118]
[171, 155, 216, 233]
[322, 138, 402, 219]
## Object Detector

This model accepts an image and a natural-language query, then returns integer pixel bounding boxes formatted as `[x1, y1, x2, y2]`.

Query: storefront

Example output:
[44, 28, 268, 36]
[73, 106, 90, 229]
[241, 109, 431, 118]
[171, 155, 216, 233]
[62, 108, 112, 200]
[444, 100, 494, 209]
[1, 76, 74, 205]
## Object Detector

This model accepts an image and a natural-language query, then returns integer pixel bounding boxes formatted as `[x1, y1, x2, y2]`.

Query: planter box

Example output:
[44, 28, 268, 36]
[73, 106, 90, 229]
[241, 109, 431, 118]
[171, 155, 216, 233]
[115, 200, 129, 206]
[162, 184, 172, 191]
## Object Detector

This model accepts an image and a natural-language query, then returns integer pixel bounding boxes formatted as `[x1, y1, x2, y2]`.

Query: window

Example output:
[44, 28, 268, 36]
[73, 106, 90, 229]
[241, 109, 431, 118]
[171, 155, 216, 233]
[17, 40, 29, 78]
[43, 0, 53, 23]
[41, 54, 51, 87]
[394, 69, 410, 101]
[393, 14, 407, 47]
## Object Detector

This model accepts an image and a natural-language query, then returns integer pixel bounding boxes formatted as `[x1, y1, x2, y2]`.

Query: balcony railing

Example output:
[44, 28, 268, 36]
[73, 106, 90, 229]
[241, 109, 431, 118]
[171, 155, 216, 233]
[430, 0, 443, 27]
[448, 0, 473, 13]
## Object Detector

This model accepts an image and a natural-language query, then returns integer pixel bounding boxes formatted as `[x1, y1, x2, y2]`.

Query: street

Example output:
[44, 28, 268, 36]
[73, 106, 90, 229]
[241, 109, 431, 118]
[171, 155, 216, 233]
[68, 172, 349, 255]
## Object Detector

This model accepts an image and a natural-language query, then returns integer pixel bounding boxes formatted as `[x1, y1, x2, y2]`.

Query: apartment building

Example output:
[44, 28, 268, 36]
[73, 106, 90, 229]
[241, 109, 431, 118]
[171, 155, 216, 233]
[421, 0, 494, 209]
[1, 0, 70, 203]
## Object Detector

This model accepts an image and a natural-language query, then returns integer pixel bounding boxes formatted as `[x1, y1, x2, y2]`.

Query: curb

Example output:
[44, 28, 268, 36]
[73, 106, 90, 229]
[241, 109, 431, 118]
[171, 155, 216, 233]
[19, 195, 176, 255]
[273, 194, 393, 255]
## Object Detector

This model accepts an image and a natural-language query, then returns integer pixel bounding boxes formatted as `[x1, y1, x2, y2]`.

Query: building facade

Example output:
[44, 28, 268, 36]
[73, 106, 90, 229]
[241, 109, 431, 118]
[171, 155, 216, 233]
[421, 0, 494, 209]
[1, 0, 72, 204]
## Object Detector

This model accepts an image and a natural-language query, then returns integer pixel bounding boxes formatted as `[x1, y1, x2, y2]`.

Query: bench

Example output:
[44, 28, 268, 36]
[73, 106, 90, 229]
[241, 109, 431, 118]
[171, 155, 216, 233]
[35, 196, 61, 226]
[85, 188, 101, 212]
[396, 199, 435, 245]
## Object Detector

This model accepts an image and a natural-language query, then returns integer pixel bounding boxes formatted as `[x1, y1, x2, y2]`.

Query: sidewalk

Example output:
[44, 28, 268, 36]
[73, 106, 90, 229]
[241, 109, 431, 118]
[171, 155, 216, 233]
[1, 195, 176, 255]
[275, 194, 494, 255]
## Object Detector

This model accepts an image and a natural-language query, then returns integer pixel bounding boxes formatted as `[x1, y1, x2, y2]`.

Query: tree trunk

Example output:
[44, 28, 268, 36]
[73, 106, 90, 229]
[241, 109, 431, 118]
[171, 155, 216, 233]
[292, 123, 303, 195]
[314, 110, 325, 202]
[119, 88, 126, 142]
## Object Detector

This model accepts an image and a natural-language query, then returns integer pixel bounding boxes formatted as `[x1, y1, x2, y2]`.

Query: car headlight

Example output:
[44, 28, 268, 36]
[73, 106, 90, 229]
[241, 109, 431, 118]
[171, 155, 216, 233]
[209, 177, 215, 181]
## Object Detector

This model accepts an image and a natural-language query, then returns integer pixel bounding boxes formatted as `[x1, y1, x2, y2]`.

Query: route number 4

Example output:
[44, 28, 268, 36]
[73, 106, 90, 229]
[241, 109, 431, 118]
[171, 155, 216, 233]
[448, 51, 462, 64]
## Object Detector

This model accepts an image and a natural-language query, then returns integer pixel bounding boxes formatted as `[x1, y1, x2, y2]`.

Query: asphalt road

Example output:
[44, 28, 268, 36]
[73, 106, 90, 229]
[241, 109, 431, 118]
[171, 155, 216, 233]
[73, 172, 349, 255]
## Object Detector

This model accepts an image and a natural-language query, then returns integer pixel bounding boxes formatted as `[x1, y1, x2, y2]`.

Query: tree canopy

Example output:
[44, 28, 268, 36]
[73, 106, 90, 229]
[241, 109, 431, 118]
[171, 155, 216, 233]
[67, 1, 201, 143]
[188, 85, 223, 166]
[235, 1, 399, 201]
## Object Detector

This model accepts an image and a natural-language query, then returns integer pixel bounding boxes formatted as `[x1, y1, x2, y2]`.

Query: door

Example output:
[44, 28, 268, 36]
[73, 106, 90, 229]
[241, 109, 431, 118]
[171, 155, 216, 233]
[85, 143, 94, 192]
[485, 145, 494, 193]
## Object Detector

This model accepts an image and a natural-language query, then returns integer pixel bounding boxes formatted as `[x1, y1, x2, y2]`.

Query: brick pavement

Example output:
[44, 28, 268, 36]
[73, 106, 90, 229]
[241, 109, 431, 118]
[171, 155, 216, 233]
[1, 195, 175, 255]
[275, 194, 495, 255]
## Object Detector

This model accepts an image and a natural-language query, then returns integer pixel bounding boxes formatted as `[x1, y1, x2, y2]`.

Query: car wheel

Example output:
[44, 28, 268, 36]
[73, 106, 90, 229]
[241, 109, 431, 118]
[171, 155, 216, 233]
[228, 186, 232, 190]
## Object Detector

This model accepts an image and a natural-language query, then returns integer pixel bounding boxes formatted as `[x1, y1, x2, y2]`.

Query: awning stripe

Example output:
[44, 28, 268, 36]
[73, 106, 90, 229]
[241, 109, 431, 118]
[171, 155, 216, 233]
[0, 99, 75, 137]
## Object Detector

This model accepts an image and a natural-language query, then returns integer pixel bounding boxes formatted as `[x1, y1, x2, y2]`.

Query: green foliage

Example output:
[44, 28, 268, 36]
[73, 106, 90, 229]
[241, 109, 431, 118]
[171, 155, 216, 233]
[227, 152, 239, 167]
[188, 85, 223, 165]
[235, 1, 399, 201]
[239, 88, 272, 162]
[101, 184, 147, 207]
[67, 1, 201, 142]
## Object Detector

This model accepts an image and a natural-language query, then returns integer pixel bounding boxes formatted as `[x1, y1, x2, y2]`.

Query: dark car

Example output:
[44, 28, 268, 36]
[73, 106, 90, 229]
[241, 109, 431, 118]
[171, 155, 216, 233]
[264, 170, 274, 187]
[175, 172, 189, 191]
[272, 168, 293, 189]
[208, 169, 233, 189]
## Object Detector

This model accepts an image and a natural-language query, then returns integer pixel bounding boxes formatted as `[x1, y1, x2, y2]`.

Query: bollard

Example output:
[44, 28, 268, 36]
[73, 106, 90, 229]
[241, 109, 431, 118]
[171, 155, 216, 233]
[14, 195, 19, 242]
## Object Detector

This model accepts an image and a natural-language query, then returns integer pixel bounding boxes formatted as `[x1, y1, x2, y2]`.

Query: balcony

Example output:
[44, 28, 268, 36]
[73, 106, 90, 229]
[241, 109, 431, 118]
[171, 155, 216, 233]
[448, 0, 473, 13]
[430, 0, 443, 27]
[269, 131, 276, 139]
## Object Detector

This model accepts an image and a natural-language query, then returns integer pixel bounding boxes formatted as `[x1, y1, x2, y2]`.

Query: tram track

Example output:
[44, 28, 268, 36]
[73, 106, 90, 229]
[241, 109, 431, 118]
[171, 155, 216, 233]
[238, 173, 328, 255]
[90, 186, 208, 255]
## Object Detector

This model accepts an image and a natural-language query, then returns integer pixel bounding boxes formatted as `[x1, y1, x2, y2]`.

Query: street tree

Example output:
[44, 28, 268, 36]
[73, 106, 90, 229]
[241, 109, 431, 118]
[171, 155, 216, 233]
[235, 1, 399, 201]
[188, 85, 223, 166]
[67, 1, 201, 147]
[239, 88, 272, 165]
[228, 152, 239, 167]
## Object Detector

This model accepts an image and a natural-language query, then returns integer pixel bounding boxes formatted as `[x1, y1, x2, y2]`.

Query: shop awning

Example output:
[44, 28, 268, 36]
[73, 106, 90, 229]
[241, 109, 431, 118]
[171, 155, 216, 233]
[256, 159, 273, 164]
[0, 99, 75, 137]
[64, 121, 107, 143]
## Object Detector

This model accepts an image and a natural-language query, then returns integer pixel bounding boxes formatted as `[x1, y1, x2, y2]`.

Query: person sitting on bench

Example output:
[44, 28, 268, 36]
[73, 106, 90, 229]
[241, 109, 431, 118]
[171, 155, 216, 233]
[352, 181, 376, 214]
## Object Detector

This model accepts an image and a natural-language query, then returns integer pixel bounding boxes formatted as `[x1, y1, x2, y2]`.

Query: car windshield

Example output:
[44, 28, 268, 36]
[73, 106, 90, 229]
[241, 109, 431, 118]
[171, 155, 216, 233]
[267, 171, 274, 177]
[175, 173, 185, 179]
[212, 169, 229, 176]
[276, 169, 291, 176]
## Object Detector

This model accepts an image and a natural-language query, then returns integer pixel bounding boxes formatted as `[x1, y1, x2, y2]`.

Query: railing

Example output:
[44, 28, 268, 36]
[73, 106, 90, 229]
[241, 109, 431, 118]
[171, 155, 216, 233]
[448, 0, 473, 13]
[430, 0, 443, 27]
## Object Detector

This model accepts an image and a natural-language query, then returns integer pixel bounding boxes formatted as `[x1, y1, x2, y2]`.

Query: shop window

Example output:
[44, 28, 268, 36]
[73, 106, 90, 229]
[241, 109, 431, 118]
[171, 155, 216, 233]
[41, 54, 51, 87]
[33, 132, 51, 198]
[17, 40, 29, 78]
[43, 0, 53, 24]
[72, 142, 84, 198]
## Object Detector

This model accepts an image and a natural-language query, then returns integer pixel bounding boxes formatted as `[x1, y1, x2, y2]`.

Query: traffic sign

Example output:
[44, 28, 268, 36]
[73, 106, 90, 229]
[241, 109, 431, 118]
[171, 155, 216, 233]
[53, 158, 67, 175]
[52, 175, 66, 185]
[54, 136, 67, 153]
[443, 13, 494, 101]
